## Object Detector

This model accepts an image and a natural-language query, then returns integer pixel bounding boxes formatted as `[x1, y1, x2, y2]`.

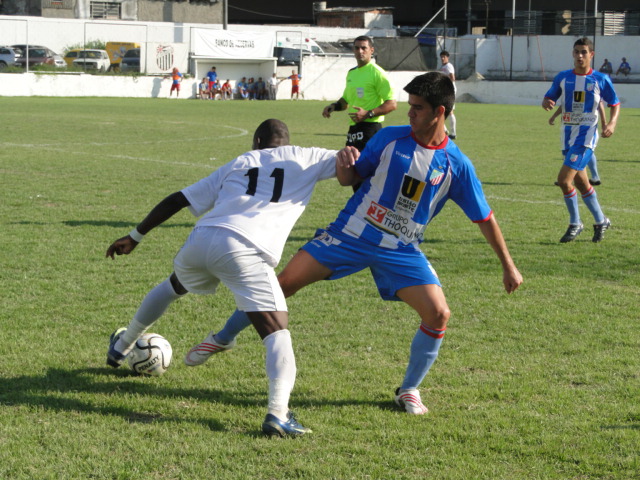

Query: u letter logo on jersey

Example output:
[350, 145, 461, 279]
[573, 91, 585, 102]
[401, 176, 426, 201]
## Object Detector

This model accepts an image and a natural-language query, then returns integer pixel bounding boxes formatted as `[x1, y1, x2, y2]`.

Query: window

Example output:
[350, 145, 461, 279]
[90, 2, 121, 19]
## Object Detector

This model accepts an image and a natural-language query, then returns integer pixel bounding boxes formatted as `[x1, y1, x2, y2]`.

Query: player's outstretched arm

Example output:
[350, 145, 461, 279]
[476, 214, 523, 294]
[335, 146, 361, 186]
[106, 192, 190, 259]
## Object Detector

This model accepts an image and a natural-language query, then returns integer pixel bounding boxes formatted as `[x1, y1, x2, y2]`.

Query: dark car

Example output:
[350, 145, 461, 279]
[120, 48, 141, 73]
[11, 44, 64, 68]
[274, 47, 302, 67]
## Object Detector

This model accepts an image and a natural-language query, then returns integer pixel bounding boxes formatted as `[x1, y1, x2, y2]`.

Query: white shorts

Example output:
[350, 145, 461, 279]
[173, 227, 287, 312]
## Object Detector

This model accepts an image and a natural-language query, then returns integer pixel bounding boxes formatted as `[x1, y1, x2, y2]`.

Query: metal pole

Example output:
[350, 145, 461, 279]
[509, 0, 515, 80]
[223, 0, 228, 30]
[443, 0, 447, 51]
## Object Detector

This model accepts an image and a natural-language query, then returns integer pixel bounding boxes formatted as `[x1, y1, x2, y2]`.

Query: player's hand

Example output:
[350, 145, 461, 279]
[348, 106, 367, 123]
[601, 121, 616, 138]
[323, 104, 335, 118]
[106, 235, 139, 259]
[542, 98, 555, 111]
[503, 267, 523, 294]
[337, 146, 360, 168]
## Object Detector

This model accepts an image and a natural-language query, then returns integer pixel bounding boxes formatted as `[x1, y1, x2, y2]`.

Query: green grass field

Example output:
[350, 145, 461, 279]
[0, 96, 638, 479]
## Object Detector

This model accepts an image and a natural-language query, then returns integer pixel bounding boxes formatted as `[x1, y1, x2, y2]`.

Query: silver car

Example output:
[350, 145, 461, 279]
[0, 46, 20, 70]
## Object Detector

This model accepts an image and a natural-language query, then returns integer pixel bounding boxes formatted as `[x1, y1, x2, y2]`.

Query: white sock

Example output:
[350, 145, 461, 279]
[263, 329, 296, 421]
[449, 113, 457, 136]
[115, 277, 183, 354]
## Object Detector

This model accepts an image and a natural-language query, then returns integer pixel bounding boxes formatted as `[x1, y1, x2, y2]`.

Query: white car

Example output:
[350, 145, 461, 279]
[72, 49, 111, 72]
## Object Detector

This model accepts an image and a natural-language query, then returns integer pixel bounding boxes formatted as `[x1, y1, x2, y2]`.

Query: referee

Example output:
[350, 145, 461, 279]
[323, 35, 397, 189]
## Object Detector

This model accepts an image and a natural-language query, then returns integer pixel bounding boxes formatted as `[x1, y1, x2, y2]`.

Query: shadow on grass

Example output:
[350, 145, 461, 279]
[0, 367, 393, 432]
[10, 220, 193, 229]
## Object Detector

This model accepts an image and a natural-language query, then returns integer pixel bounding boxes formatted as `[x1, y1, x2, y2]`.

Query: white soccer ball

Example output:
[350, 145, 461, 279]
[128, 333, 173, 377]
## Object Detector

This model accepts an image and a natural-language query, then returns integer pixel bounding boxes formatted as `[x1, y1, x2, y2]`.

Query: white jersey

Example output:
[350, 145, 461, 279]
[182, 145, 337, 266]
[440, 62, 456, 93]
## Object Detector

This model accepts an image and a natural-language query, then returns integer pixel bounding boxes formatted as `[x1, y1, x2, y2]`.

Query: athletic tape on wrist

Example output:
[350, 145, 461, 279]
[129, 228, 145, 243]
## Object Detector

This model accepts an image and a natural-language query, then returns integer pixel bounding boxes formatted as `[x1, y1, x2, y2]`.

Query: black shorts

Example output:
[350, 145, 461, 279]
[346, 122, 383, 152]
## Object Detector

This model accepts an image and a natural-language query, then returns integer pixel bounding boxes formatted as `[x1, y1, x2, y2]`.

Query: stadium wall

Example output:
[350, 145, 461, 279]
[1, 68, 638, 108]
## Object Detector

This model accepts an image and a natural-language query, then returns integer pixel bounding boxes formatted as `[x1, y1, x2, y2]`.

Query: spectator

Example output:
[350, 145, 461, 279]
[237, 77, 249, 99]
[206, 66, 218, 92]
[287, 70, 301, 100]
[198, 77, 210, 100]
[168, 67, 183, 97]
[255, 77, 267, 100]
[268, 73, 278, 100]
[616, 57, 631, 77]
[598, 58, 613, 76]
[220, 79, 232, 100]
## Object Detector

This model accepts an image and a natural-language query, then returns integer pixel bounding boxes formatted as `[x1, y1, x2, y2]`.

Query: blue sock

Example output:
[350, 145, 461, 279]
[400, 325, 446, 390]
[587, 153, 600, 181]
[215, 309, 252, 344]
[564, 188, 581, 225]
[581, 187, 605, 224]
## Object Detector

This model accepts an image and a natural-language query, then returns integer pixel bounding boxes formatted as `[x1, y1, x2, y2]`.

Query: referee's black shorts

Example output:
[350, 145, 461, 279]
[346, 122, 383, 152]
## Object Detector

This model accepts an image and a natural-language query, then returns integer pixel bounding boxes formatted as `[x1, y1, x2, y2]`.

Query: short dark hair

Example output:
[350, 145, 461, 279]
[440, 51, 450, 57]
[254, 119, 290, 149]
[573, 37, 594, 51]
[354, 36, 374, 48]
[403, 72, 455, 118]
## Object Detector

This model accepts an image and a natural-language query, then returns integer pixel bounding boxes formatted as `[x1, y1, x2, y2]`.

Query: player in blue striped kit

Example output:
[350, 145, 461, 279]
[542, 37, 621, 243]
[187, 72, 523, 416]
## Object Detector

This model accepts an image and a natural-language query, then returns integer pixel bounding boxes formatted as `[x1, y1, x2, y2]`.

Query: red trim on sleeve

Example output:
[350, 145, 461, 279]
[472, 210, 493, 224]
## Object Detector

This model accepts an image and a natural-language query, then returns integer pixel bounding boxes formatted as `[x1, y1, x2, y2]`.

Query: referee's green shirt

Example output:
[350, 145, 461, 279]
[343, 61, 395, 125]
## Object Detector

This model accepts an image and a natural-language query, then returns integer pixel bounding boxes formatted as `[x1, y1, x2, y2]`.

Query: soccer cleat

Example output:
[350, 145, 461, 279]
[448, 134, 456, 140]
[394, 388, 429, 415]
[107, 327, 128, 368]
[560, 223, 584, 243]
[592, 218, 611, 243]
[262, 411, 311, 437]
[589, 179, 601, 186]
[184, 332, 236, 366]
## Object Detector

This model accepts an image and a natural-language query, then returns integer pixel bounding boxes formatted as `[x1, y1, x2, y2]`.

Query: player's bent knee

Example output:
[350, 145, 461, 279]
[421, 306, 450, 330]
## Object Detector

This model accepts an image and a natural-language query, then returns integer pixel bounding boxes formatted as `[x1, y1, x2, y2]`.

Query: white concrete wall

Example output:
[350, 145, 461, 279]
[3, 68, 638, 108]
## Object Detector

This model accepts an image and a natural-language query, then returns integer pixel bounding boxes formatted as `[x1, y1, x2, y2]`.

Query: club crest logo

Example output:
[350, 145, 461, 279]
[570, 154, 579, 163]
[429, 169, 444, 185]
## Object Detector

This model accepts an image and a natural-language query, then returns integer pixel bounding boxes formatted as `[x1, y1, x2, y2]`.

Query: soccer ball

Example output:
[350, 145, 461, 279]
[128, 333, 172, 377]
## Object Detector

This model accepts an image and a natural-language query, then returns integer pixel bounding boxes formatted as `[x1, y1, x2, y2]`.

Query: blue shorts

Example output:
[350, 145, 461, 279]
[301, 228, 440, 301]
[562, 145, 593, 171]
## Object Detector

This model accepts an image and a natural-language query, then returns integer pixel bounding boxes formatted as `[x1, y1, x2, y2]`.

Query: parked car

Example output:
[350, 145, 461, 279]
[105, 42, 141, 71]
[0, 46, 20, 70]
[70, 49, 111, 72]
[274, 47, 302, 67]
[119, 48, 140, 73]
[11, 45, 64, 68]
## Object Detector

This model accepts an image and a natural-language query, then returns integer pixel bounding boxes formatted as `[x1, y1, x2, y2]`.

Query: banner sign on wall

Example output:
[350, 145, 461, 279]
[192, 29, 275, 59]
[145, 43, 190, 74]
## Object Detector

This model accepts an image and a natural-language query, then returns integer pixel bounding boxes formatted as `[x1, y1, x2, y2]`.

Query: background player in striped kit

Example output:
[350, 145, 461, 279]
[542, 37, 620, 243]
[188, 72, 522, 416]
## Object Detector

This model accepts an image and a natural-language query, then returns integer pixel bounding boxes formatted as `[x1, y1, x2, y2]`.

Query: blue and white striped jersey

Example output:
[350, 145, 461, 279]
[544, 68, 620, 151]
[329, 126, 492, 251]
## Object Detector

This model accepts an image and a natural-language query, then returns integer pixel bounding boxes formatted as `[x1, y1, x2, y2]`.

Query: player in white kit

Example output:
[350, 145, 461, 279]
[105, 119, 344, 437]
